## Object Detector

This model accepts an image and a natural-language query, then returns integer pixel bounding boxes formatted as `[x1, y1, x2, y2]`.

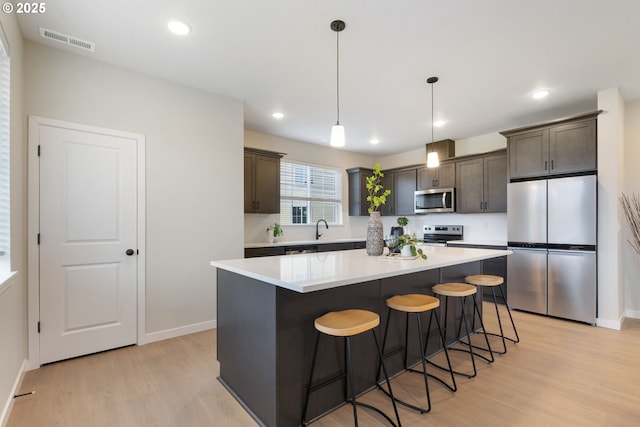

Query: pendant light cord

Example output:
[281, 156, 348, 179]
[336, 29, 340, 125]
[431, 81, 434, 145]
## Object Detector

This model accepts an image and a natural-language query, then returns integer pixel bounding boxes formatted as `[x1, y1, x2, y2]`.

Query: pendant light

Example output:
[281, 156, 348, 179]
[329, 20, 346, 147]
[426, 76, 440, 168]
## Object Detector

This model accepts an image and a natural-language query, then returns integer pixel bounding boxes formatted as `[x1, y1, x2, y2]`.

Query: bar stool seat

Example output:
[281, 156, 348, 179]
[380, 294, 456, 414]
[387, 294, 440, 312]
[315, 309, 380, 336]
[431, 283, 494, 378]
[432, 283, 477, 297]
[465, 274, 520, 354]
[302, 309, 401, 427]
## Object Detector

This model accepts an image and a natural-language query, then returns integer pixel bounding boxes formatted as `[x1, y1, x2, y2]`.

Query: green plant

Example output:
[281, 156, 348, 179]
[366, 163, 391, 214]
[397, 234, 427, 259]
[266, 223, 283, 238]
[396, 217, 409, 227]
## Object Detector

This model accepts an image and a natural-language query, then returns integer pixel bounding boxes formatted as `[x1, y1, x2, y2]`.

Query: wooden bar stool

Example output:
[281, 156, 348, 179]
[431, 283, 494, 378]
[465, 274, 520, 354]
[378, 294, 456, 414]
[301, 309, 401, 427]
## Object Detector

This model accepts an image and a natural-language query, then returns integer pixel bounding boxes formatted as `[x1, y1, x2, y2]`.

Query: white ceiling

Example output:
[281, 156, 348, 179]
[16, 0, 640, 155]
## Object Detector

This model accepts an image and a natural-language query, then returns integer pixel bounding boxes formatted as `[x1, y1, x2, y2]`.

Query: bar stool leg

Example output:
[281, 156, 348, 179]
[470, 294, 494, 363]
[345, 336, 359, 425]
[422, 309, 457, 392]
[490, 287, 508, 354]
[302, 332, 321, 426]
[497, 285, 520, 344]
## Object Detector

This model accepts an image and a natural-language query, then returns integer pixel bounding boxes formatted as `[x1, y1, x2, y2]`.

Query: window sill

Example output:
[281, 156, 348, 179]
[0, 271, 17, 297]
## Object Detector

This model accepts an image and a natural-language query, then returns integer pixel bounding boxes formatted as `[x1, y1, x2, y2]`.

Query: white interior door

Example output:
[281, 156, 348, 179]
[39, 124, 138, 364]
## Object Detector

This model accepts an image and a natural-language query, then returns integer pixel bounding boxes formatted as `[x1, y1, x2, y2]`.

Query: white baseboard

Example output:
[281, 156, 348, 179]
[596, 316, 623, 330]
[1, 359, 28, 427]
[141, 320, 216, 345]
[624, 309, 640, 320]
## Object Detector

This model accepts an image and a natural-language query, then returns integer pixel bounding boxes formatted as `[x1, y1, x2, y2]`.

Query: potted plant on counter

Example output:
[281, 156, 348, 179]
[365, 164, 391, 256]
[266, 223, 283, 243]
[397, 234, 427, 259]
[396, 216, 409, 234]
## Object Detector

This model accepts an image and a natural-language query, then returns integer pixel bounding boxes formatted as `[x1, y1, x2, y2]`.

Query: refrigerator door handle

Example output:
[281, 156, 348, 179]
[548, 248, 596, 254]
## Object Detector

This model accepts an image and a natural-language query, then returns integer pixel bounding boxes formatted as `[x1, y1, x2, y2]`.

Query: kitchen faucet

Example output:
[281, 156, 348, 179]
[315, 219, 329, 240]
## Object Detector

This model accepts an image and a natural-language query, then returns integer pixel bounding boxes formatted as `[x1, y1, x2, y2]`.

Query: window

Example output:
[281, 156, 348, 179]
[280, 161, 342, 225]
[0, 36, 9, 272]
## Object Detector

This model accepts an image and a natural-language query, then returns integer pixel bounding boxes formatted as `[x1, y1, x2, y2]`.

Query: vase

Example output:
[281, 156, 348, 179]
[266, 229, 274, 244]
[366, 211, 384, 256]
[400, 245, 413, 257]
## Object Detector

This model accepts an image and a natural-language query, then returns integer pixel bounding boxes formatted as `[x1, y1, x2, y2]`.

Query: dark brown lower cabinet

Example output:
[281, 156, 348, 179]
[244, 241, 366, 258]
[447, 242, 508, 303]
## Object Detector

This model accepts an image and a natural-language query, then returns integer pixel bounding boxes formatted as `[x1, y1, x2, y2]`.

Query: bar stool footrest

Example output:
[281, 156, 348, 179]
[348, 398, 400, 426]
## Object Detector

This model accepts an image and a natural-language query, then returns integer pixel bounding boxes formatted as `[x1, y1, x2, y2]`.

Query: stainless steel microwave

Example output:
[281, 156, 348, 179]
[414, 188, 455, 213]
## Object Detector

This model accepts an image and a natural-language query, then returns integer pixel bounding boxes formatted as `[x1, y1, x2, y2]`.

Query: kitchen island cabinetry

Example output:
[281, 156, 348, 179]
[455, 151, 507, 213]
[501, 111, 599, 180]
[446, 241, 508, 303]
[212, 246, 510, 427]
[244, 148, 285, 214]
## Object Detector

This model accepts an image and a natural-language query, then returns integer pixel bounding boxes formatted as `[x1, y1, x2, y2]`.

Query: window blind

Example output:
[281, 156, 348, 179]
[280, 162, 342, 225]
[0, 44, 9, 269]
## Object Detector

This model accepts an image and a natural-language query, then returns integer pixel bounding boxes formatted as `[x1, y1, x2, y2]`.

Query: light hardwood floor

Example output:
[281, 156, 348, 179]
[8, 306, 640, 427]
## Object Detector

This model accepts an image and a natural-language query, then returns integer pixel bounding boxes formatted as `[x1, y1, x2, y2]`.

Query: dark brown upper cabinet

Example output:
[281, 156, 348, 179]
[244, 148, 285, 214]
[456, 151, 507, 213]
[501, 112, 599, 180]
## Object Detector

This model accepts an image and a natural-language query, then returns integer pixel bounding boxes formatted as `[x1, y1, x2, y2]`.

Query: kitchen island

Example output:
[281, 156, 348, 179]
[211, 246, 510, 427]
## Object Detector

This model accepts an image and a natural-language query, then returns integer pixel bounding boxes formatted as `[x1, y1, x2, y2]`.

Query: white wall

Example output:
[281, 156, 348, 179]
[623, 99, 640, 318]
[0, 11, 26, 427]
[597, 88, 625, 328]
[244, 129, 376, 243]
[24, 42, 244, 341]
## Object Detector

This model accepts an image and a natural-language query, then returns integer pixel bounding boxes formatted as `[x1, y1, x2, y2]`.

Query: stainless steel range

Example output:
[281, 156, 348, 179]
[422, 225, 463, 247]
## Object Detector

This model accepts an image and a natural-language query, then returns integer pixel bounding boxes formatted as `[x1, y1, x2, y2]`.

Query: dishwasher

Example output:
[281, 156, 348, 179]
[284, 245, 317, 255]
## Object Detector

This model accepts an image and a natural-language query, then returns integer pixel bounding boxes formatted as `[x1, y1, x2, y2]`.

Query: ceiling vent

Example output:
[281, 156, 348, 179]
[39, 27, 95, 52]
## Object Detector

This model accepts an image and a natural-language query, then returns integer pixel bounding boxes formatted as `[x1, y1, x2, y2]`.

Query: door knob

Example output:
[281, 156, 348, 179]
[126, 249, 135, 256]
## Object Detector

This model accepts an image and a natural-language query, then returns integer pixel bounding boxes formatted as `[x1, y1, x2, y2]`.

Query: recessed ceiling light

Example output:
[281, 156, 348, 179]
[531, 89, 550, 99]
[370, 139, 380, 145]
[168, 20, 191, 36]
[433, 120, 447, 127]
[272, 112, 284, 119]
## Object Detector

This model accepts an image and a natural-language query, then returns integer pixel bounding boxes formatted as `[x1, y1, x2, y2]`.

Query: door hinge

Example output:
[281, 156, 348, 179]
[37, 145, 41, 156]
[37, 321, 40, 333]
[37, 233, 40, 245]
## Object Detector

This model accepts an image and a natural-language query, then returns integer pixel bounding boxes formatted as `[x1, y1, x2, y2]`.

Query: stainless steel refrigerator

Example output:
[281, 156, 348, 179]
[507, 175, 597, 324]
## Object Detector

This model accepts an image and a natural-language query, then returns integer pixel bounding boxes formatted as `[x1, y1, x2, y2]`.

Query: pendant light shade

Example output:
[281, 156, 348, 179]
[427, 76, 440, 168]
[329, 20, 346, 147]
[427, 151, 440, 168]
[330, 124, 345, 147]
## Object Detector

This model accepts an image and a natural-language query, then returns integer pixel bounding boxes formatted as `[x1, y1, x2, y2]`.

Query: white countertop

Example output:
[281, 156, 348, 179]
[244, 238, 364, 248]
[211, 246, 511, 293]
[447, 240, 508, 247]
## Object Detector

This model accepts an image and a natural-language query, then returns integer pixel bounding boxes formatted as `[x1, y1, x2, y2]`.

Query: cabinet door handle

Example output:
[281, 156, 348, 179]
[544, 160, 548, 170]
[256, 201, 259, 210]
[480, 201, 483, 210]
[551, 160, 554, 170]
